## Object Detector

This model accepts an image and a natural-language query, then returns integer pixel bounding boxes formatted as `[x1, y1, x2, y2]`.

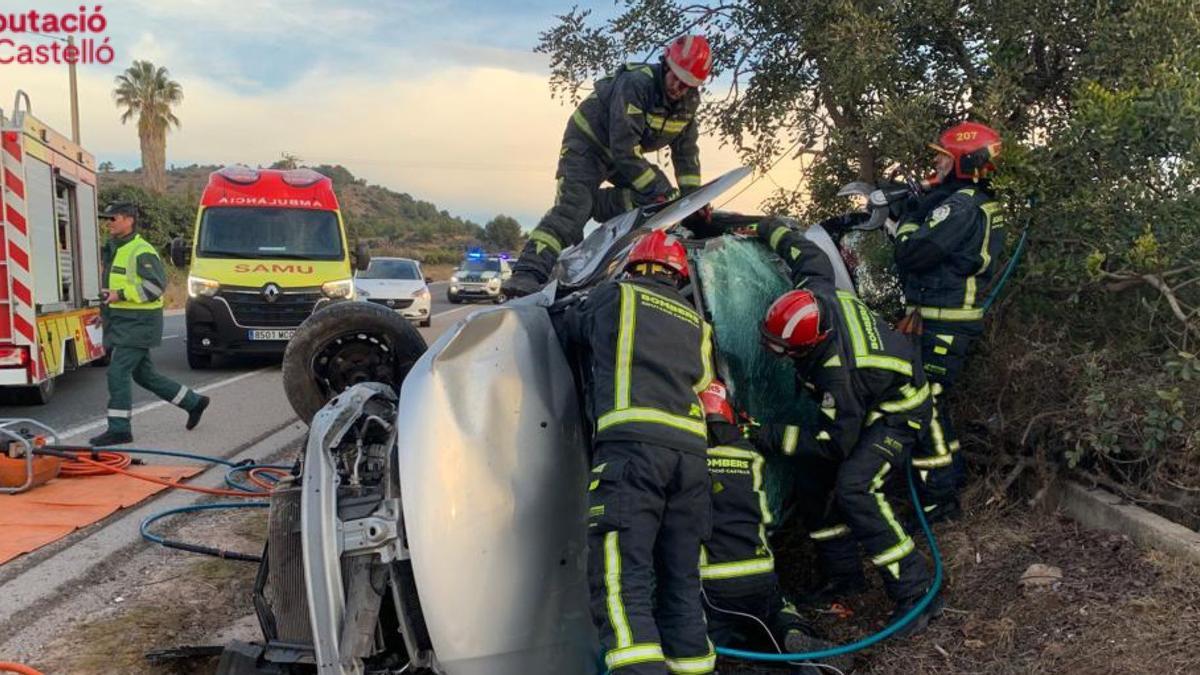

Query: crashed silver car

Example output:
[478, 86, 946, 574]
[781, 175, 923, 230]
[216, 168, 870, 675]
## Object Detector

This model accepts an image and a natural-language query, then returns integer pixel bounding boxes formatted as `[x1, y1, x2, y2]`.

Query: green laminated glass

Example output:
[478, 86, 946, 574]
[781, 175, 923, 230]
[699, 236, 819, 523]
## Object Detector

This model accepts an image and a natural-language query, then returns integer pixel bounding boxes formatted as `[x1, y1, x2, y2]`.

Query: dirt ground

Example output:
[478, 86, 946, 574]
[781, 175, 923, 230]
[23, 477, 1200, 674]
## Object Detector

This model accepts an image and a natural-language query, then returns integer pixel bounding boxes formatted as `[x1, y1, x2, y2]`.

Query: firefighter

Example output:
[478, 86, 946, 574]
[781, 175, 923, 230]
[891, 121, 1005, 522]
[88, 203, 209, 447]
[697, 381, 847, 670]
[504, 34, 712, 299]
[753, 217, 941, 635]
[561, 229, 715, 674]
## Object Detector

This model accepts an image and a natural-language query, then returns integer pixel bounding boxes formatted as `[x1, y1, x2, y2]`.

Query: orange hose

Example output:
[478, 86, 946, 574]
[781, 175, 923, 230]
[0, 662, 45, 675]
[58, 450, 132, 477]
[61, 452, 262, 498]
[247, 466, 289, 491]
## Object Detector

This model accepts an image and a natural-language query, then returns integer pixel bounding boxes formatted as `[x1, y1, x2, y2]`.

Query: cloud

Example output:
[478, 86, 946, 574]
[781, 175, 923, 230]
[9, 58, 805, 228]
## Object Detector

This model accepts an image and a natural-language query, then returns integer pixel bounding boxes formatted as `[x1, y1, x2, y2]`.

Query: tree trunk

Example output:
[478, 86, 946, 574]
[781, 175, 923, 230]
[138, 116, 166, 193]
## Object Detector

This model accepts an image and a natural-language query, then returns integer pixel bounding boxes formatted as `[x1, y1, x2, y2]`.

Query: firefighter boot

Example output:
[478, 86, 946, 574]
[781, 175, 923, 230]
[504, 240, 559, 298]
[186, 395, 211, 431]
[886, 592, 944, 639]
[776, 606, 854, 673]
[89, 429, 133, 447]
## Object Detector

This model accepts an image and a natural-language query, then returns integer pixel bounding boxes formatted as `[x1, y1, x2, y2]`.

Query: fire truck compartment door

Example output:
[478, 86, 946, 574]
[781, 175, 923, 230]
[75, 182, 101, 300]
[25, 156, 61, 306]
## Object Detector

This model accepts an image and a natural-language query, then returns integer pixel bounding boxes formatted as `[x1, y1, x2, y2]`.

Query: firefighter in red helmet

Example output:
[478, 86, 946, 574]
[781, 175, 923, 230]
[697, 380, 846, 672]
[505, 35, 713, 299]
[561, 229, 716, 673]
[753, 217, 942, 636]
[892, 121, 1006, 523]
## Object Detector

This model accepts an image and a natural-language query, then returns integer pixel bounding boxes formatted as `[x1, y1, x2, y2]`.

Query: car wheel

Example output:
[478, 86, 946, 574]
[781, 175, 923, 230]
[447, 292, 459, 304]
[187, 350, 213, 370]
[282, 300, 428, 424]
[13, 376, 55, 405]
[420, 317, 432, 327]
[493, 292, 507, 305]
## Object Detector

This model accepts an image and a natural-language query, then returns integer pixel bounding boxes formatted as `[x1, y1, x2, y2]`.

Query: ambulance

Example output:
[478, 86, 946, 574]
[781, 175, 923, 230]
[171, 166, 368, 368]
[0, 92, 106, 404]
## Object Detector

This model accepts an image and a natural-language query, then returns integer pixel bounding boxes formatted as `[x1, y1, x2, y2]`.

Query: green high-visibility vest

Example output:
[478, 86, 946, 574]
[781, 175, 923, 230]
[108, 234, 164, 310]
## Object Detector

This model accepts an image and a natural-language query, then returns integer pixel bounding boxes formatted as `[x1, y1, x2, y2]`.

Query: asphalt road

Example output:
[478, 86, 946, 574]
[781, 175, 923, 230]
[0, 285, 482, 434]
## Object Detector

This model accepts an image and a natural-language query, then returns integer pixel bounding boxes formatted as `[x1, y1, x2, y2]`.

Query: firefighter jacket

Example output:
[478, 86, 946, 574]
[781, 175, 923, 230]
[101, 232, 167, 349]
[893, 179, 1006, 327]
[567, 62, 703, 198]
[757, 219, 931, 458]
[563, 275, 715, 454]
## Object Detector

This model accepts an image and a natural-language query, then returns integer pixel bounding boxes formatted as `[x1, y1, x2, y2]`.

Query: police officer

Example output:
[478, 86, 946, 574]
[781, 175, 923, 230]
[505, 34, 712, 299]
[891, 122, 1005, 521]
[697, 381, 845, 670]
[754, 217, 941, 635]
[88, 203, 209, 447]
[562, 229, 715, 674]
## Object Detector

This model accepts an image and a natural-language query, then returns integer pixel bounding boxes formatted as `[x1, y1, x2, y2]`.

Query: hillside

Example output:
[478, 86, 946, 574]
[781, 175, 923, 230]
[99, 164, 507, 265]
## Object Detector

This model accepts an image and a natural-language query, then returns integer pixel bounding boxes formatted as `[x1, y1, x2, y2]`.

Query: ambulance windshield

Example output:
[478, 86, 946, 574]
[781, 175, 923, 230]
[197, 207, 343, 260]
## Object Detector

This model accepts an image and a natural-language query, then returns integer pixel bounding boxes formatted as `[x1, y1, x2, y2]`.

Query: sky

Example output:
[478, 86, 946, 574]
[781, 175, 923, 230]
[1, 0, 806, 228]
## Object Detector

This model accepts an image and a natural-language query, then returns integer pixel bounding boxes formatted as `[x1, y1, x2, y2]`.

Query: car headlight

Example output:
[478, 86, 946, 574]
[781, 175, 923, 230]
[414, 288, 429, 299]
[188, 276, 220, 298]
[321, 278, 355, 299]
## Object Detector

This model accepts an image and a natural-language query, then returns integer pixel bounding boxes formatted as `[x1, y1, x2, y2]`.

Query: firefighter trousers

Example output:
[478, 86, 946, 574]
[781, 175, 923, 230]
[804, 419, 931, 603]
[516, 134, 660, 279]
[106, 345, 201, 434]
[588, 441, 715, 674]
[702, 444, 807, 648]
[912, 326, 974, 506]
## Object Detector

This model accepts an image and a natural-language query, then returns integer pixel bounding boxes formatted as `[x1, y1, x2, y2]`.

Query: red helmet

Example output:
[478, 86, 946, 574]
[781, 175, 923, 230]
[625, 230, 689, 280]
[699, 380, 734, 424]
[761, 290, 828, 355]
[930, 121, 1002, 182]
[664, 35, 712, 88]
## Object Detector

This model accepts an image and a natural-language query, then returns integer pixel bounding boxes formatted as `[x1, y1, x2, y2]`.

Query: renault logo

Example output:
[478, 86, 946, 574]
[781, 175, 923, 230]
[262, 283, 281, 303]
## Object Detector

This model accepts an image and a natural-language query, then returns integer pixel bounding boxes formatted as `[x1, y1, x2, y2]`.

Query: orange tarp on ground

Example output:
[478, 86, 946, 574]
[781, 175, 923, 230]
[0, 465, 203, 565]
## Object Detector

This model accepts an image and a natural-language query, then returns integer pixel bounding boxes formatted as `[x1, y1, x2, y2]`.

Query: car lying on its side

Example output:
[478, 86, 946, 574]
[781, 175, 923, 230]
[354, 257, 433, 327]
[216, 167, 880, 675]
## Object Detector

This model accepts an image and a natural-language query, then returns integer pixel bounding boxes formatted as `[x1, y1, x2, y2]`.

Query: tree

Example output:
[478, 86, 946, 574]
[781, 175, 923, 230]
[113, 60, 183, 193]
[483, 215, 524, 251]
[539, 1, 1200, 512]
[98, 161, 115, 172]
[271, 152, 302, 170]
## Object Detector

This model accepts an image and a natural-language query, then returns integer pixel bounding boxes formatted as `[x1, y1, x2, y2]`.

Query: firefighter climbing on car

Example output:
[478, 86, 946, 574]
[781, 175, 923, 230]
[504, 34, 712, 299]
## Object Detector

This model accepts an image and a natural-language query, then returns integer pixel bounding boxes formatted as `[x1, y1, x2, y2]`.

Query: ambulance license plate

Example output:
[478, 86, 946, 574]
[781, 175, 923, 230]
[248, 329, 295, 341]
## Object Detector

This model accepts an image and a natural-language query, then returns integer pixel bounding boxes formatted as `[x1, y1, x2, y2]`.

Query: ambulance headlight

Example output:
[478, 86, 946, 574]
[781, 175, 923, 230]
[188, 276, 220, 298]
[322, 278, 355, 299]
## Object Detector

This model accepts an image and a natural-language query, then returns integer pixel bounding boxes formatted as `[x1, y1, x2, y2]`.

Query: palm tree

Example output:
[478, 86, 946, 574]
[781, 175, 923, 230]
[113, 61, 183, 193]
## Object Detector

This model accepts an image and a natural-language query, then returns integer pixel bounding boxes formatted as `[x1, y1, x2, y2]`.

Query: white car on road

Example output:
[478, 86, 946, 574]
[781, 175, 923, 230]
[354, 257, 433, 326]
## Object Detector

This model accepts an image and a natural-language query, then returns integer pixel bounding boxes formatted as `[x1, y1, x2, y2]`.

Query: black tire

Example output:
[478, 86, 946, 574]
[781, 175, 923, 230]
[419, 317, 432, 328]
[447, 291, 460, 304]
[15, 376, 55, 405]
[282, 300, 427, 424]
[188, 350, 213, 370]
[492, 293, 507, 305]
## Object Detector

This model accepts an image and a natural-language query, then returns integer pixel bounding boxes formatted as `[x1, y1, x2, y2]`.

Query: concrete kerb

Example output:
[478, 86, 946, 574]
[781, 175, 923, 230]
[0, 419, 308, 634]
[1057, 480, 1200, 564]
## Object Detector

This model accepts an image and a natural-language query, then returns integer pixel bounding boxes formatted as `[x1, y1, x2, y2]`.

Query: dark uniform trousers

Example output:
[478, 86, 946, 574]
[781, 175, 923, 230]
[701, 442, 806, 648]
[912, 323, 974, 505]
[804, 418, 929, 602]
[106, 345, 201, 434]
[588, 441, 715, 674]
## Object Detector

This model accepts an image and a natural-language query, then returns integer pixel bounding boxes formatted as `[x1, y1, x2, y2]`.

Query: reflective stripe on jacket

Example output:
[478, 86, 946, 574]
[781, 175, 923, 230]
[564, 276, 714, 454]
[108, 234, 165, 310]
[893, 181, 1005, 326]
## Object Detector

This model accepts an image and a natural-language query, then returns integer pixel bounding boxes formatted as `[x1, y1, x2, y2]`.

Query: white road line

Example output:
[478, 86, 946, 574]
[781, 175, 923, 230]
[431, 305, 475, 321]
[162, 334, 180, 340]
[55, 368, 273, 440]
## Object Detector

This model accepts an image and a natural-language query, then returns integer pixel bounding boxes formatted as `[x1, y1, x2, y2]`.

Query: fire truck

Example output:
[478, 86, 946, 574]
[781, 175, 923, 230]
[0, 92, 106, 404]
